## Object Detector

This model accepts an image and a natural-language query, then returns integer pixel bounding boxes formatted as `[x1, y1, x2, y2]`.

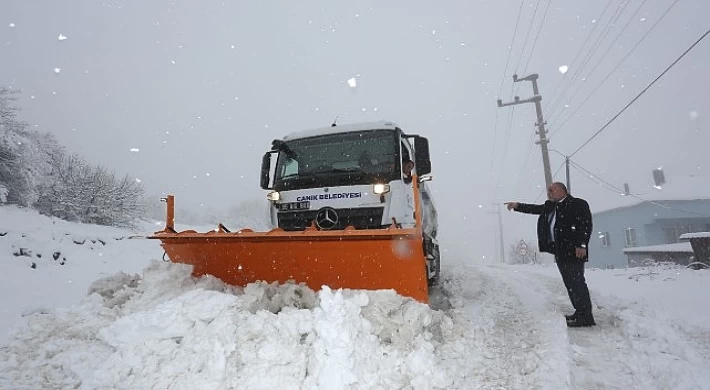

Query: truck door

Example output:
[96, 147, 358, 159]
[400, 139, 416, 226]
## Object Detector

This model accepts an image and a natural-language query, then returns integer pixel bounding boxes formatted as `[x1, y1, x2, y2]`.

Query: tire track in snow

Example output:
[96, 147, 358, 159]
[444, 264, 570, 389]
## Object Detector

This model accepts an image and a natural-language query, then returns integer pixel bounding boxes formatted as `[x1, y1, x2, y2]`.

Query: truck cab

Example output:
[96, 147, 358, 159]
[260, 120, 441, 284]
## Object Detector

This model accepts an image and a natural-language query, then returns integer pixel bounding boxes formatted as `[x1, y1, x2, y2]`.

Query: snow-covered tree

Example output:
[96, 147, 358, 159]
[2, 86, 145, 227]
[0, 87, 35, 206]
[35, 154, 145, 227]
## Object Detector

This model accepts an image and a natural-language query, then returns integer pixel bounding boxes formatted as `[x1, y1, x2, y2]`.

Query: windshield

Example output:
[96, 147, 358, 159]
[273, 130, 399, 190]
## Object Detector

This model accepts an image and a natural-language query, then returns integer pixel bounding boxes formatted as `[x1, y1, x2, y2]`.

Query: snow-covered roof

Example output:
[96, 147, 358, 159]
[680, 232, 710, 240]
[282, 120, 399, 141]
[622, 242, 693, 253]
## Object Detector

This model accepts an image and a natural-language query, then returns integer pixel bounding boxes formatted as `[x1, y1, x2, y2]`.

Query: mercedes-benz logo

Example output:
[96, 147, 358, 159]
[315, 207, 338, 230]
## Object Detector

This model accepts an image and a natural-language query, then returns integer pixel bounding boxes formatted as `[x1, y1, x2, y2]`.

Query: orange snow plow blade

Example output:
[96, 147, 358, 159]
[149, 181, 429, 303]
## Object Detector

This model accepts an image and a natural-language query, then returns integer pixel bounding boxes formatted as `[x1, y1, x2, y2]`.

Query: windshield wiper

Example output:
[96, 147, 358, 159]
[279, 171, 322, 180]
[331, 167, 366, 174]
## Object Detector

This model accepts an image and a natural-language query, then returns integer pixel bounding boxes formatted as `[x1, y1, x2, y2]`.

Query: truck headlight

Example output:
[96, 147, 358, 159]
[266, 191, 280, 201]
[373, 184, 390, 194]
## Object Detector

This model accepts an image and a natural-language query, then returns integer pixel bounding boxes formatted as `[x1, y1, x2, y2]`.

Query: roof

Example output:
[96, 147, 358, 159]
[680, 232, 710, 240]
[622, 242, 693, 254]
[282, 120, 399, 141]
[592, 175, 710, 215]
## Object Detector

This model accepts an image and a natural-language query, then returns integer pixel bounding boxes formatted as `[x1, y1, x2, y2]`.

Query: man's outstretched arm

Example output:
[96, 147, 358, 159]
[504, 202, 544, 215]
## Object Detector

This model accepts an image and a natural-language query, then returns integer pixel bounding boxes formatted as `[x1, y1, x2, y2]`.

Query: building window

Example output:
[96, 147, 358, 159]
[599, 232, 611, 247]
[664, 225, 693, 244]
[625, 228, 638, 247]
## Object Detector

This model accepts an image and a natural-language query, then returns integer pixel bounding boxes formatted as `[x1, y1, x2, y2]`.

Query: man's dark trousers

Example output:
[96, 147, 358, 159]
[555, 258, 593, 315]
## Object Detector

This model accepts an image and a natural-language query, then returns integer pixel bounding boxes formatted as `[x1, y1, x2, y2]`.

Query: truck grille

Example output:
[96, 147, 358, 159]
[277, 207, 385, 231]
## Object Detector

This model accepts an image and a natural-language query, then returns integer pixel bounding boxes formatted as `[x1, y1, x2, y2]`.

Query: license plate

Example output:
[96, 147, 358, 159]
[277, 201, 310, 211]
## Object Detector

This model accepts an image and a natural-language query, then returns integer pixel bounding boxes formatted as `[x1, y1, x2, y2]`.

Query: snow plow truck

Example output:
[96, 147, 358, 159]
[151, 120, 440, 303]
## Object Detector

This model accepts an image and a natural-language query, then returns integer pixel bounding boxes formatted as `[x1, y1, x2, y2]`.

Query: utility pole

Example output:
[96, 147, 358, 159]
[550, 149, 572, 194]
[487, 204, 506, 264]
[497, 74, 553, 189]
[565, 155, 571, 194]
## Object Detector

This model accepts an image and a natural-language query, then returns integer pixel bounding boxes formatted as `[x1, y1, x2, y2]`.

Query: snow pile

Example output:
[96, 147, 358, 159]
[0, 261, 465, 389]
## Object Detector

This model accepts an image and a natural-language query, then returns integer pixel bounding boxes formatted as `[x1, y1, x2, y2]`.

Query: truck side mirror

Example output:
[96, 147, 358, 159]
[260, 152, 272, 189]
[414, 136, 432, 175]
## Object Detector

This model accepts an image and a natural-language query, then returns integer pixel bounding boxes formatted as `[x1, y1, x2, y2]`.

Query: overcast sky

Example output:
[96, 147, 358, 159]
[2, 0, 709, 260]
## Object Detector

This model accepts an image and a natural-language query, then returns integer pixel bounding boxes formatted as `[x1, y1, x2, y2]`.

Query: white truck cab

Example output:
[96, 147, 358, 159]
[260, 120, 441, 284]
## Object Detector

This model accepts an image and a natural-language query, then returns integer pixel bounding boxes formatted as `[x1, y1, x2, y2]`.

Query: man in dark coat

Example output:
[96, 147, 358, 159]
[505, 182, 596, 327]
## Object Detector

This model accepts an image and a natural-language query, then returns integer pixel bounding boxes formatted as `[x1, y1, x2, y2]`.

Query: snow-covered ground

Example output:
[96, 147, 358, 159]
[2, 206, 710, 389]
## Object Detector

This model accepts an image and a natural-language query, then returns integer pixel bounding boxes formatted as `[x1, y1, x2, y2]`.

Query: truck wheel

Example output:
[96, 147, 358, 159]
[428, 244, 441, 286]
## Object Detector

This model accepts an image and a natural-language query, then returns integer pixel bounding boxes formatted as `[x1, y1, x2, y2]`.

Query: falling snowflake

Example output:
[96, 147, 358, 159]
[640, 17, 646, 22]
[53, 68, 61, 74]
[129, 148, 139, 153]
[558, 65, 569, 74]
[58, 34, 68, 41]
[135, 178, 142, 183]
[9, 23, 15, 28]
[347, 77, 357, 88]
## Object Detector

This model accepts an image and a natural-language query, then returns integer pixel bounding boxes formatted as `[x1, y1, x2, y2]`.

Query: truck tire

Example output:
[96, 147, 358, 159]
[428, 243, 441, 287]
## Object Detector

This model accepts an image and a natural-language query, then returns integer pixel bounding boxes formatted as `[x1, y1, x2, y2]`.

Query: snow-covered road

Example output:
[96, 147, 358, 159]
[447, 263, 710, 389]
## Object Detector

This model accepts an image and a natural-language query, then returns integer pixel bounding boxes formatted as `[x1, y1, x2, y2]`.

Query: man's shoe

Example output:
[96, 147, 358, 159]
[566, 315, 596, 327]
[565, 312, 577, 321]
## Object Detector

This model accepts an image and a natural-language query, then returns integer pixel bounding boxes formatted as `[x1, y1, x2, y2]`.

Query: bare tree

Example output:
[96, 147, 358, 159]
[507, 240, 539, 265]
[2, 87, 146, 227]
[0, 87, 35, 206]
[35, 154, 145, 227]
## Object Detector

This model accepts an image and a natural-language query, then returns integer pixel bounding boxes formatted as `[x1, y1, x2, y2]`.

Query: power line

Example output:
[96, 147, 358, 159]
[498, 0, 526, 98]
[495, 106, 517, 200]
[548, 0, 648, 123]
[491, 0, 526, 186]
[514, 0, 542, 75]
[512, 128, 537, 196]
[545, 0, 614, 114]
[500, 0, 546, 185]
[568, 160, 709, 217]
[497, 1, 551, 200]
[549, 0, 681, 139]
[570, 26, 710, 157]
[520, 0, 552, 76]
[546, 0, 631, 119]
